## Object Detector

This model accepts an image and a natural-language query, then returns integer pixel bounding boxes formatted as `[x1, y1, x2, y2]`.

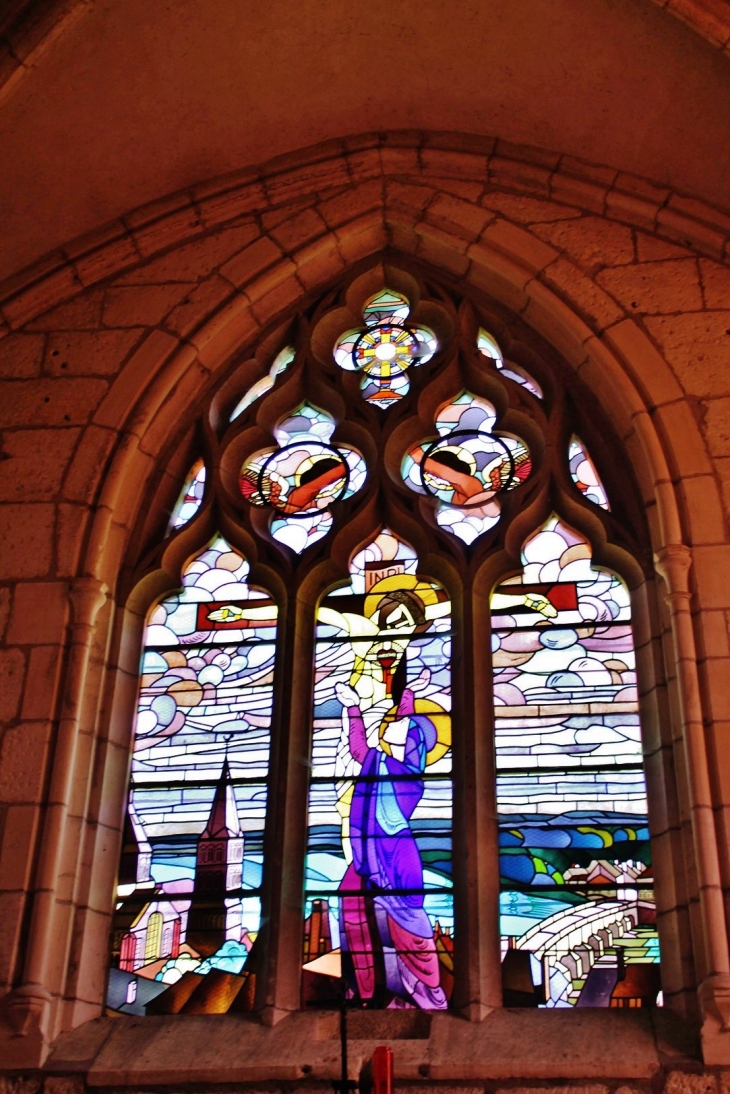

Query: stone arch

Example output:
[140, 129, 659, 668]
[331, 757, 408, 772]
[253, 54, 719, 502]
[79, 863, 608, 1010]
[3, 137, 730, 1064]
[67, 203, 710, 581]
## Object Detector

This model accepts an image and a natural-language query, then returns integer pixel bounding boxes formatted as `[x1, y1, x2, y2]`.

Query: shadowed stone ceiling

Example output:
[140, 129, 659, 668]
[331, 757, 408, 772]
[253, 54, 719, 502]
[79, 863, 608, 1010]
[2, 0, 730, 282]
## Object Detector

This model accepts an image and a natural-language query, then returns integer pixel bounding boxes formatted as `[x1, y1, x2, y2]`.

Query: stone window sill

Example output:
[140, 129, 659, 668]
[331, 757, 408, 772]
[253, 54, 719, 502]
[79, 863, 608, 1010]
[39, 1008, 698, 1086]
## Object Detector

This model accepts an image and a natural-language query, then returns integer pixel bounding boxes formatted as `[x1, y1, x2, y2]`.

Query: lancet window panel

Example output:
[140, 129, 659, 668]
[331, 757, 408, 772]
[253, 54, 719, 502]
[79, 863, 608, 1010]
[493, 517, 658, 1009]
[108, 261, 663, 1019]
[108, 539, 276, 1016]
[304, 529, 454, 1010]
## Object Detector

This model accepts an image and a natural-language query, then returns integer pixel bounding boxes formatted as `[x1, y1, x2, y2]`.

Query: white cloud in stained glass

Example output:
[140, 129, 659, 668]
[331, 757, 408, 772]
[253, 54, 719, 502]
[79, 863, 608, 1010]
[239, 404, 367, 553]
[348, 527, 419, 594]
[272, 401, 335, 446]
[433, 391, 497, 436]
[167, 459, 206, 533]
[333, 288, 437, 409]
[271, 510, 333, 554]
[401, 392, 532, 545]
[146, 536, 275, 648]
[230, 345, 296, 421]
[569, 437, 610, 511]
[493, 517, 630, 623]
[477, 327, 543, 399]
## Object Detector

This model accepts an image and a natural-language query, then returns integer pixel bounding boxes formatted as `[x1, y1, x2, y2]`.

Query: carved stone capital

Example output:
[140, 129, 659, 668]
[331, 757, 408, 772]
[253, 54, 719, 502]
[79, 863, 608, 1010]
[1, 984, 52, 1037]
[69, 575, 109, 629]
[700, 974, 730, 1064]
[654, 543, 693, 603]
[699, 972, 730, 1031]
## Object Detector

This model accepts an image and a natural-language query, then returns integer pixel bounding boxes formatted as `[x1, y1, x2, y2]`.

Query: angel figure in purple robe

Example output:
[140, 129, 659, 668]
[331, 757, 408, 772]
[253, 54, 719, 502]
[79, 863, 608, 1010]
[335, 669, 448, 1009]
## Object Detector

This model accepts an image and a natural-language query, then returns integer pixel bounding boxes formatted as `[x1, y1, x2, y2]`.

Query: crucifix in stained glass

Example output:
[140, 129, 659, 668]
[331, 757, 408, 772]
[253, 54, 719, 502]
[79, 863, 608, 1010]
[303, 529, 454, 1009]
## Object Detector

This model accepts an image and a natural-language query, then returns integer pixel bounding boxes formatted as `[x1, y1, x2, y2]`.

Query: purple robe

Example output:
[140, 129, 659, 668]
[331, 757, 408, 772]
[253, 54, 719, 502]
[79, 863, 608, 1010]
[340, 688, 447, 1008]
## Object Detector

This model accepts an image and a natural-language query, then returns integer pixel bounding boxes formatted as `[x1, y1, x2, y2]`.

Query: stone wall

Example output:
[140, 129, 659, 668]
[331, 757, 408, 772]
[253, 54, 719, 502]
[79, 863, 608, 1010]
[1, 132, 730, 1071]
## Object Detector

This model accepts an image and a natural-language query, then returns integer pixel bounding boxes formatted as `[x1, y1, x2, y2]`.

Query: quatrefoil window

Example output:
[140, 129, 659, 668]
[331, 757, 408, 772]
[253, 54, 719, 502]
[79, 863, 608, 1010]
[333, 289, 437, 408]
[402, 392, 532, 544]
[239, 403, 367, 552]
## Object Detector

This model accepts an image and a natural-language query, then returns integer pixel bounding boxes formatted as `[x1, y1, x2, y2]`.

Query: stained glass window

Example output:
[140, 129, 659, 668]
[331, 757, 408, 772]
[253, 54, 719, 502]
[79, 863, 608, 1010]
[492, 517, 658, 1008]
[402, 392, 532, 544]
[230, 345, 295, 421]
[303, 529, 454, 1009]
[107, 538, 277, 1015]
[477, 327, 543, 399]
[334, 290, 437, 408]
[569, 437, 610, 511]
[239, 403, 367, 552]
[111, 270, 662, 1022]
[167, 459, 206, 533]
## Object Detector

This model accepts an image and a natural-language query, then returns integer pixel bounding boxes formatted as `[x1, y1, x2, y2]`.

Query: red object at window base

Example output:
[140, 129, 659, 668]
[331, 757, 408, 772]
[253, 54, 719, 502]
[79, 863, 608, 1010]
[372, 1046, 393, 1094]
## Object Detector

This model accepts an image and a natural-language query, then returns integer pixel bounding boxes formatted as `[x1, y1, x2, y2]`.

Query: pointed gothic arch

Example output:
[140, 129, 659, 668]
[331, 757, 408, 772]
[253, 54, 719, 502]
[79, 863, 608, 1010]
[83, 257, 678, 1023]
[5, 211, 727, 1067]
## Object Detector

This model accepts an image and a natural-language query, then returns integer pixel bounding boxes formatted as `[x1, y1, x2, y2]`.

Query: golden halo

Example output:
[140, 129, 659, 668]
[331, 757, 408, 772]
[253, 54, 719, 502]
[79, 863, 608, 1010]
[364, 573, 442, 621]
[379, 697, 451, 766]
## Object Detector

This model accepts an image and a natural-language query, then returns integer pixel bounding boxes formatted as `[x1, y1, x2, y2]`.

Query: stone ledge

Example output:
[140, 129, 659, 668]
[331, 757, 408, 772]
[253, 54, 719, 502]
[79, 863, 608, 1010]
[7, 1008, 697, 1086]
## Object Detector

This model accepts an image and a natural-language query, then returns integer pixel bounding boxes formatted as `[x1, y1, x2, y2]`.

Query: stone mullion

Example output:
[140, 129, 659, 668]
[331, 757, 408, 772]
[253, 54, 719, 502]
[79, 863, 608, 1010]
[451, 575, 502, 1018]
[662, 620, 710, 983]
[259, 584, 316, 1022]
[634, 577, 698, 1017]
[656, 545, 730, 1057]
[5, 577, 108, 1058]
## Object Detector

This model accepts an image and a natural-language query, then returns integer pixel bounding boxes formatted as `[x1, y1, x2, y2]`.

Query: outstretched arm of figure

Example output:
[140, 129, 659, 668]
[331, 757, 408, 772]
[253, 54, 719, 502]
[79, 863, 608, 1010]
[335, 682, 368, 763]
[395, 668, 431, 716]
[491, 590, 557, 618]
